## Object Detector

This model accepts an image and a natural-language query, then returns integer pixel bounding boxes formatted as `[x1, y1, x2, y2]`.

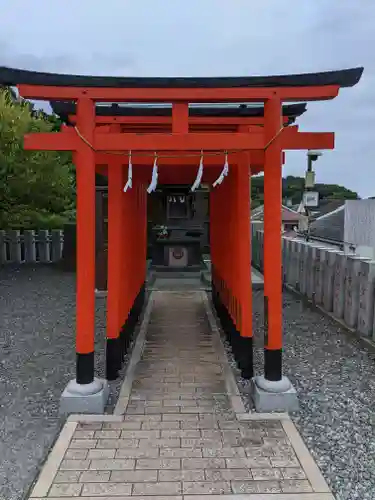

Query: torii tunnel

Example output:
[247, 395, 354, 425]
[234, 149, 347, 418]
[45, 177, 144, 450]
[0, 66, 363, 397]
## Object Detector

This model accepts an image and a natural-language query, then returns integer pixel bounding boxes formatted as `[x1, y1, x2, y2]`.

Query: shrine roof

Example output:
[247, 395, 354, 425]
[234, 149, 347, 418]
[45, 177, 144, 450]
[50, 101, 307, 123]
[0, 66, 363, 89]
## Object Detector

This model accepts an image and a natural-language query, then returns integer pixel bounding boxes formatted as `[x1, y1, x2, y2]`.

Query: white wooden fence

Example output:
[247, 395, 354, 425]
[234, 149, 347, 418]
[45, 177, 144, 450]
[0, 229, 63, 264]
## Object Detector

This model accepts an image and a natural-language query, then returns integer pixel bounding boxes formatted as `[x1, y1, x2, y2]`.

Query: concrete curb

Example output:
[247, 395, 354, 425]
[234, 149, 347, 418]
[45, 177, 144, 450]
[113, 292, 155, 415]
[282, 419, 332, 494]
[201, 291, 247, 416]
[29, 421, 77, 498]
[236, 411, 290, 421]
[67, 414, 123, 422]
[183, 494, 334, 499]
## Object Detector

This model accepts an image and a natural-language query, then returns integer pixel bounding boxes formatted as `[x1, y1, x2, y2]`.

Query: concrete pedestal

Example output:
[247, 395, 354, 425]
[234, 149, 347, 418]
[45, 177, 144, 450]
[60, 378, 109, 415]
[251, 375, 299, 413]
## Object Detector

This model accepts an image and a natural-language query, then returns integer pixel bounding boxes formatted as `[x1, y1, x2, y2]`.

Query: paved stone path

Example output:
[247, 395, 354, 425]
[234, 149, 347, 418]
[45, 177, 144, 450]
[28, 290, 334, 499]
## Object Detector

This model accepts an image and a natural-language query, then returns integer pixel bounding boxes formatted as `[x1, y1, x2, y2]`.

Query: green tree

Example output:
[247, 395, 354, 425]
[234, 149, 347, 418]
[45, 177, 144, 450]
[251, 174, 359, 208]
[0, 87, 76, 228]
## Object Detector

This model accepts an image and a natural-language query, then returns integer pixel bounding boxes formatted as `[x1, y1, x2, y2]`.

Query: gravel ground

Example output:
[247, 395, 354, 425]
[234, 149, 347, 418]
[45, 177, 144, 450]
[2, 265, 375, 500]
[0, 265, 135, 500]
[222, 289, 375, 500]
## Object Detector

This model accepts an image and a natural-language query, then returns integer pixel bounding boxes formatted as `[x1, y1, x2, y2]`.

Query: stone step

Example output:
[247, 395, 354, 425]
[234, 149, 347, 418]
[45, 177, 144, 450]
[152, 270, 203, 279]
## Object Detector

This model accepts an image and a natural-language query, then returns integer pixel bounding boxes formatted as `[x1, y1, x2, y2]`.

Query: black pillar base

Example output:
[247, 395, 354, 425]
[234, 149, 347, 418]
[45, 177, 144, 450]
[76, 352, 94, 385]
[237, 336, 254, 379]
[264, 348, 282, 381]
[233, 329, 243, 366]
[212, 284, 253, 376]
[220, 302, 232, 343]
[119, 282, 147, 362]
[119, 326, 126, 361]
[120, 321, 130, 357]
[230, 327, 240, 362]
[106, 337, 121, 380]
[213, 289, 237, 360]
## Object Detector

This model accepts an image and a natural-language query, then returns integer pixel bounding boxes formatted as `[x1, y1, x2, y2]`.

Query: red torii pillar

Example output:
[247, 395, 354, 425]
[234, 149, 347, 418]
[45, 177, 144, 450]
[252, 97, 298, 412]
[210, 151, 253, 380]
[119, 164, 147, 356]
[106, 151, 124, 380]
[263, 97, 283, 382]
[234, 149, 253, 378]
[59, 96, 110, 413]
[74, 97, 97, 387]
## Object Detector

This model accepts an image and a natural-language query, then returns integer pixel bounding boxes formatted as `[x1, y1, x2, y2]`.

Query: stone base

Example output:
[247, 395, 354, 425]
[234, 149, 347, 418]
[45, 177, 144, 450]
[60, 378, 109, 415]
[251, 375, 299, 413]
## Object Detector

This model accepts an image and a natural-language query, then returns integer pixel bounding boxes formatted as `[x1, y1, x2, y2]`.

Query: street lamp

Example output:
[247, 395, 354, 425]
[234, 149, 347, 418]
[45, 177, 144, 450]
[306, 150, 322, 184]
[303, 150, 323, 240]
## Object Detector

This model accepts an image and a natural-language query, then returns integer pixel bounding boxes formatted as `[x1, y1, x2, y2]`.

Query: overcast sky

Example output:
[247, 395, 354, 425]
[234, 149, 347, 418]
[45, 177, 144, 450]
[1, 1, 373, 197]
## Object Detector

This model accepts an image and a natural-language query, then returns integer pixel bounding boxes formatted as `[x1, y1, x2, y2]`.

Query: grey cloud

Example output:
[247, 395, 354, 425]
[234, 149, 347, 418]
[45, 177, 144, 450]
[0, 0, 373, 197]
[0, 41, 136, 75]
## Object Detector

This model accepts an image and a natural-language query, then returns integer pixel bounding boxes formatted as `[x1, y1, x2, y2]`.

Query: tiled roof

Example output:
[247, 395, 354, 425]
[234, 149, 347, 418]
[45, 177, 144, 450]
[310, 199, 346, 220]
[282, 208, 301, 222]
[251, 205, 301, 222]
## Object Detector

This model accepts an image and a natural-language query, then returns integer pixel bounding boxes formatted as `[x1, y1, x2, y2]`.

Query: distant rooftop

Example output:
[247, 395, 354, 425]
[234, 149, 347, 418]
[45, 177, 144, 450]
[309, 206, 345, 242]
[251, 204, 301, 222]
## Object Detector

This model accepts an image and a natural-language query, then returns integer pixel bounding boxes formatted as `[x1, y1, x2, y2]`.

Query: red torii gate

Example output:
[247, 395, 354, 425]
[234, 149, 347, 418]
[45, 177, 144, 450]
[0, 66, 363, 411]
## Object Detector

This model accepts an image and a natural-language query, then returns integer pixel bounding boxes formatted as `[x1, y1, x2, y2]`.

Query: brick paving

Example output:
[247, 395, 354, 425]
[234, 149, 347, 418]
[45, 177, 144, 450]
[29, 290, 334, 499]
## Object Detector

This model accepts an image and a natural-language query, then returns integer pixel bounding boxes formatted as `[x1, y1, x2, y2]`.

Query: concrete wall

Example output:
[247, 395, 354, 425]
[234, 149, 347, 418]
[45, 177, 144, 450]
[251, 225, 375, 341]
[344, 199, 375, 249]
[344, 200, 375, 259]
